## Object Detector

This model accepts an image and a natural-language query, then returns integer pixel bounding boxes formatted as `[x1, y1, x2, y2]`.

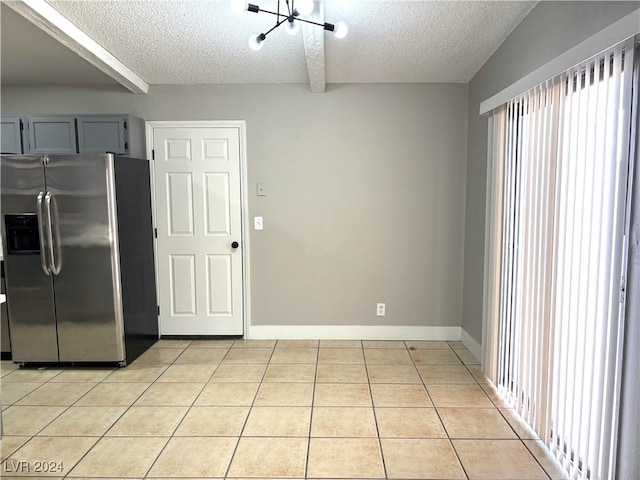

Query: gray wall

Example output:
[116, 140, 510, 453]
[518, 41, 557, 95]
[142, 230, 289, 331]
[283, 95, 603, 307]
[462, 1, 640, 343]
[1, 83, 468, 328]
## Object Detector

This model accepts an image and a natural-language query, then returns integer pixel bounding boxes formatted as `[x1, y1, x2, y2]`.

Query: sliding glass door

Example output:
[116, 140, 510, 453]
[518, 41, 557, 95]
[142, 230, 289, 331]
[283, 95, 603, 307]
[486, 36, 637, 480]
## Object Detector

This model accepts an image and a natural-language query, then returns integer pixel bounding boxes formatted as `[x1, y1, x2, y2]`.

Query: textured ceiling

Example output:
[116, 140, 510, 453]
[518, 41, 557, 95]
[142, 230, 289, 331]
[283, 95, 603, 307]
[1, 0, 537, 87]
[0, 3, 120, 87]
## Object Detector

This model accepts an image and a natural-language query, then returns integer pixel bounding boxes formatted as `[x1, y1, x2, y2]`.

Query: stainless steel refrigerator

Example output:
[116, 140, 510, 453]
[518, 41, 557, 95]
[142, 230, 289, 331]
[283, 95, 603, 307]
[1, 154, 158, 365]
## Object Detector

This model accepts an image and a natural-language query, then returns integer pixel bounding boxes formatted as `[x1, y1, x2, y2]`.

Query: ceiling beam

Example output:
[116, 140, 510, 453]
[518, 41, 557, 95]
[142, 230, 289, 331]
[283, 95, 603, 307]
[4, 0, 149, 94]
[301, 1, 326, 94]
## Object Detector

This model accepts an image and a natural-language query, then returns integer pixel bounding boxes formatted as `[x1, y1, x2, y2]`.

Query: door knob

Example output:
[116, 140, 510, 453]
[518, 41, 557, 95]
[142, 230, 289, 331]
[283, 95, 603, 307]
[231, 241, 239, 249]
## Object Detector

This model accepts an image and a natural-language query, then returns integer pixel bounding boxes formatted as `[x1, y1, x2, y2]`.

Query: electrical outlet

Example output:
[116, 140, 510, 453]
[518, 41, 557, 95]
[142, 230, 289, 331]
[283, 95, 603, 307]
[376, 303, 386, 316]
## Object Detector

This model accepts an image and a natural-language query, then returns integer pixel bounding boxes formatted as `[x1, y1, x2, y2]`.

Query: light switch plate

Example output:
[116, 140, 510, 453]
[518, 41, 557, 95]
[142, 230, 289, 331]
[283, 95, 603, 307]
[254, 216, 263, 230]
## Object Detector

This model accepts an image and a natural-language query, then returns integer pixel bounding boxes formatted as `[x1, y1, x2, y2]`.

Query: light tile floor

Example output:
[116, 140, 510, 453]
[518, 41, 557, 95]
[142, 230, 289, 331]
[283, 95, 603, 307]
[0, 339, 569, 479]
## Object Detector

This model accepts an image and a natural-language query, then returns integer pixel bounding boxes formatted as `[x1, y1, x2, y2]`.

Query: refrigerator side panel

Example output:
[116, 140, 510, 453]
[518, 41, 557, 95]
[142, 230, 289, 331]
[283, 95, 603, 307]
[114, 156, 158, 363]
[0, 155, 59, 362]
[46, 154, 125, 362]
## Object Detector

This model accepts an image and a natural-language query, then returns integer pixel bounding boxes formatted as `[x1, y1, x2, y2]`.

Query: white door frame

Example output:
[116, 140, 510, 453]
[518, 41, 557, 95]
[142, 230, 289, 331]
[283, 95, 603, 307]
[145, 120, 251, 337]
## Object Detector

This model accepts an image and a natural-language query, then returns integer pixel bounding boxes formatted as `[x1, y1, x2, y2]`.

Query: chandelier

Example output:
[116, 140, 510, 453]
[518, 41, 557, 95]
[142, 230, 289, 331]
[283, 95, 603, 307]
[231, 0, 348, 51]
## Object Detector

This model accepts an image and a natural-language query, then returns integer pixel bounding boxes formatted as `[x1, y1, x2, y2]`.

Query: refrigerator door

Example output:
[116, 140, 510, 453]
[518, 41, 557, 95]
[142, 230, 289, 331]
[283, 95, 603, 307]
[0, 155, 59, 362]
[45, 154, 125, 362]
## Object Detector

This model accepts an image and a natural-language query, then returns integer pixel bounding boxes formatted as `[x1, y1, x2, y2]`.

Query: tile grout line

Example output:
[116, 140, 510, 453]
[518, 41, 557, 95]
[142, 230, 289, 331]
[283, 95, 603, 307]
[73, 343, 184, 478]
[140, 342, 217, 479]
[4, 362, 68, 415]
[13, 361, 168, 479]
[1, 401, 64, 469]
[365, 341, 389, 480]
[410, 340, 471, 480]
[68, 351, 181, 479]
[2, 345, 179, 479]
[493, 402, 557, 480]
[520, 438, 557, 480]
[451, 346, 553, 480]
[221, 339, 276, 479]
[142, 342, 234, 477]
[303, 340, 320, 480]
[6, 361, 147, 479]
[3, 340, 556, 480]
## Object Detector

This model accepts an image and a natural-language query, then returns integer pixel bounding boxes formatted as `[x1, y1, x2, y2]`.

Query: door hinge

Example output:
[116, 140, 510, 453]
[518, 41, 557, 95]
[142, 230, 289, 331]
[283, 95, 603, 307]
[154, 228, 158, 238]
[152, 149, 155, 160]
[124, 141, 128, 151]
[124, 120, 128, 129]
[620, 276, 626, 304]
[157, 305, 160, 316]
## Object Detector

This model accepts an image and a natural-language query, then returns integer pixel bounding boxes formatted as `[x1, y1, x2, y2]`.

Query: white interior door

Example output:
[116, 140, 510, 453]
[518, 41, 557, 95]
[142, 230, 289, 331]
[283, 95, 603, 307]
[151, 124, 245, 335]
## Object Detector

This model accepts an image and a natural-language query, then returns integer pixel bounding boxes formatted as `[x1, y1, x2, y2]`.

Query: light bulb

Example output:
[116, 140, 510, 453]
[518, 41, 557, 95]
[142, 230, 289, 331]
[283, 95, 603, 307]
[296, 0, 314, 16]
[248, 33, 265, 51]
[285, 19, 300, 35]
[230, 0, 248, 13]
[334, 21, 348, 39]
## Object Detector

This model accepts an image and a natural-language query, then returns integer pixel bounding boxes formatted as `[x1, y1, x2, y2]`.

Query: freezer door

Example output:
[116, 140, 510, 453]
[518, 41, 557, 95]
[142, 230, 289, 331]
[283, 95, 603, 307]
[45, 154, 125, 362]
[0, 155, 59, 362]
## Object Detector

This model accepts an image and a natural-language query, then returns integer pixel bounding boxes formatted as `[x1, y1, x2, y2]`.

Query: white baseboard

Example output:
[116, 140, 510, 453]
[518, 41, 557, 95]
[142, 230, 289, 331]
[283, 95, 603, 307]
[461, 328, 482, 361]
[248, 325, 462, 341]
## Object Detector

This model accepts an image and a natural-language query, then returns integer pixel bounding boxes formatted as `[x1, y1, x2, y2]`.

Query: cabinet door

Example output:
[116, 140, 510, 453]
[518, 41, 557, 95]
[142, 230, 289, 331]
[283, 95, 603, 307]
[77, 116, 126, 154]
[28, 116, 77, 154]
[1, 117, 24, 154]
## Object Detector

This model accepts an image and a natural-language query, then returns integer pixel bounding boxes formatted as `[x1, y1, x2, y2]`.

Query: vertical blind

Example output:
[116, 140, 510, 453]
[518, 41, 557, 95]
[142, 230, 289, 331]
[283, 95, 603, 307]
[483, 36, 636, 480]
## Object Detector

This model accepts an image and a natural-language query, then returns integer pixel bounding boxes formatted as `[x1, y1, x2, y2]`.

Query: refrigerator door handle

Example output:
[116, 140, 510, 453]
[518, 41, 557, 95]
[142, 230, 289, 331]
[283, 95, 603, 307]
[44, 191, 62, 275]
[36, 191, 51, 275]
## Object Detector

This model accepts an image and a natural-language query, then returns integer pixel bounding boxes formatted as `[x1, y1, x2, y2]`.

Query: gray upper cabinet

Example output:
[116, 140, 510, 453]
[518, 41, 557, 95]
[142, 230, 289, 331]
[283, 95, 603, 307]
[77, 116, 126, 154]
[19, 115, 144, 156]
[28, 116, 77, 154]
[1, 117, 26, 154]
